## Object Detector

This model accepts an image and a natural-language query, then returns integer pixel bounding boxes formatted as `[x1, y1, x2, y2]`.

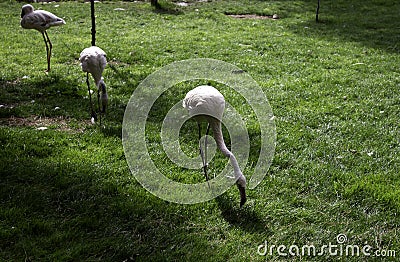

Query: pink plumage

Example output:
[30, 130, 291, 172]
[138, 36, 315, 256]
[20, 4, 65, 72]
[20, 4, 65, 32]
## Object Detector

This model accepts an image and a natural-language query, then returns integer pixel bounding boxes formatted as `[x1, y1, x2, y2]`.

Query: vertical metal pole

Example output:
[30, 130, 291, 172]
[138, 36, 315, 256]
[91, 0, 96, 46]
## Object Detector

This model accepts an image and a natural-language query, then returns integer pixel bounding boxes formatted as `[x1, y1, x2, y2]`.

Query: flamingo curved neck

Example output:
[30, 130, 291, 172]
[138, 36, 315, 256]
[209, 120, 244, 182]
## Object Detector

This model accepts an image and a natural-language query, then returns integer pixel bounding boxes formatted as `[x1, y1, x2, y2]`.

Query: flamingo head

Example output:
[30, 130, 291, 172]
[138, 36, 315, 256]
[21, 4, 34, 18]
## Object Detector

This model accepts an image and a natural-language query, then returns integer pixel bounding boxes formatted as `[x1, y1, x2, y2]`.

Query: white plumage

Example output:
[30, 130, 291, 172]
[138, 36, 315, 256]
[20, 4, 66, 72]
[79, 46, 108, 124]
[183, 85, 247, 207]
[80, 46, 107, 87]
[183, 85, 225, 122]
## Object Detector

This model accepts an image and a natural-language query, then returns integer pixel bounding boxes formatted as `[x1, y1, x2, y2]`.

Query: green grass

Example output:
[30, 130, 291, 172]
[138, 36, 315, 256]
[1, 0, 399, 261]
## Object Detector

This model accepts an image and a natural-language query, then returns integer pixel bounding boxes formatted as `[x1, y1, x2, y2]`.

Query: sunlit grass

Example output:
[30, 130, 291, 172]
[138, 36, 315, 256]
[1, 0, 399, 261]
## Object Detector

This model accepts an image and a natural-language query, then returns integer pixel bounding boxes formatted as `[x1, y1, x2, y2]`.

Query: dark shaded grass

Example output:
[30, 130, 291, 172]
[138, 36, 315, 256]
[1, 0, 399, 261]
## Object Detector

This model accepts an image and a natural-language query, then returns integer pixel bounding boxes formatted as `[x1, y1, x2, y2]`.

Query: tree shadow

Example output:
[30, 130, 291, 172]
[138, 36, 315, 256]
[0, 153, 213, 260]
[293, 0, 400, 53]
[0, 76, 89, 120]
[0, 69, 133, 136]
[151, 1, 184, 16]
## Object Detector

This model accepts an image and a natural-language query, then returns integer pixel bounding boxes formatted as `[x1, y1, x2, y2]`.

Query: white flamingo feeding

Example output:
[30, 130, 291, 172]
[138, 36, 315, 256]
[183, 85, 247, 207]
[79, 46, 108, 124]
[20, 4, 65, 72]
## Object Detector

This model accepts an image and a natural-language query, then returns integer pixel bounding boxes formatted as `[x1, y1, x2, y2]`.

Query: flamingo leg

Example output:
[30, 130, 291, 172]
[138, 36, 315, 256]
[205, 123, 210, 176]
[41, 32, 50, 72]
[45, 31, 52, 72]
[86, 73, 97, 122]
[198, 123, 210, 186]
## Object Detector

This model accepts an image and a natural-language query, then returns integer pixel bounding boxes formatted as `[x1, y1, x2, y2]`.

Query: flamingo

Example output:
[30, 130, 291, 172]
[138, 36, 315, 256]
[79, 46, 108, 124]
[20, 4, 65, 72]
[183, 85, 247, 207]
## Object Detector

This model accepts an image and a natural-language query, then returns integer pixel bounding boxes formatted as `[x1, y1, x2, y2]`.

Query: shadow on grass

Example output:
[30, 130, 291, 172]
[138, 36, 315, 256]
[293, 0, 400, 53]
[216, 194, 272, 234]
[0, 155, 214, 261]
[151, 0, 184, 15]
[1, 72, 129, 133]
[0, 76, 93, 122]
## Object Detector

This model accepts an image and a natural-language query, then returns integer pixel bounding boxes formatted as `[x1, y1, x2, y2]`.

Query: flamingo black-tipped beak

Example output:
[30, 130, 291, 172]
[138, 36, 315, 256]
[237, 184, 247, 207]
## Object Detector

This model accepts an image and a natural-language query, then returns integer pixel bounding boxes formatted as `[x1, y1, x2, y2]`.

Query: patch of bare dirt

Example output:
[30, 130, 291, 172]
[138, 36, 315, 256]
[227, 14, 279, 20]
[0, 115, 91, 133]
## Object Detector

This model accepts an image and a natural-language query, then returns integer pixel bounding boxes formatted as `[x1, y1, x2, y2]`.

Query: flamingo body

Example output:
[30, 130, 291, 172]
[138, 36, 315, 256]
[21, 4, 65, 32]
[20, 4, 65, 72]
[79, 46, 107, 87]
[183, 85, 225, 122]
[79, 46, 108, 124]
[183, 85, 247, 207]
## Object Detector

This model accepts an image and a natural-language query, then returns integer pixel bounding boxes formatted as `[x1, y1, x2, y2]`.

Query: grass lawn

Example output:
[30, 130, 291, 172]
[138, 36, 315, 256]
[1, 0, 399, 260]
